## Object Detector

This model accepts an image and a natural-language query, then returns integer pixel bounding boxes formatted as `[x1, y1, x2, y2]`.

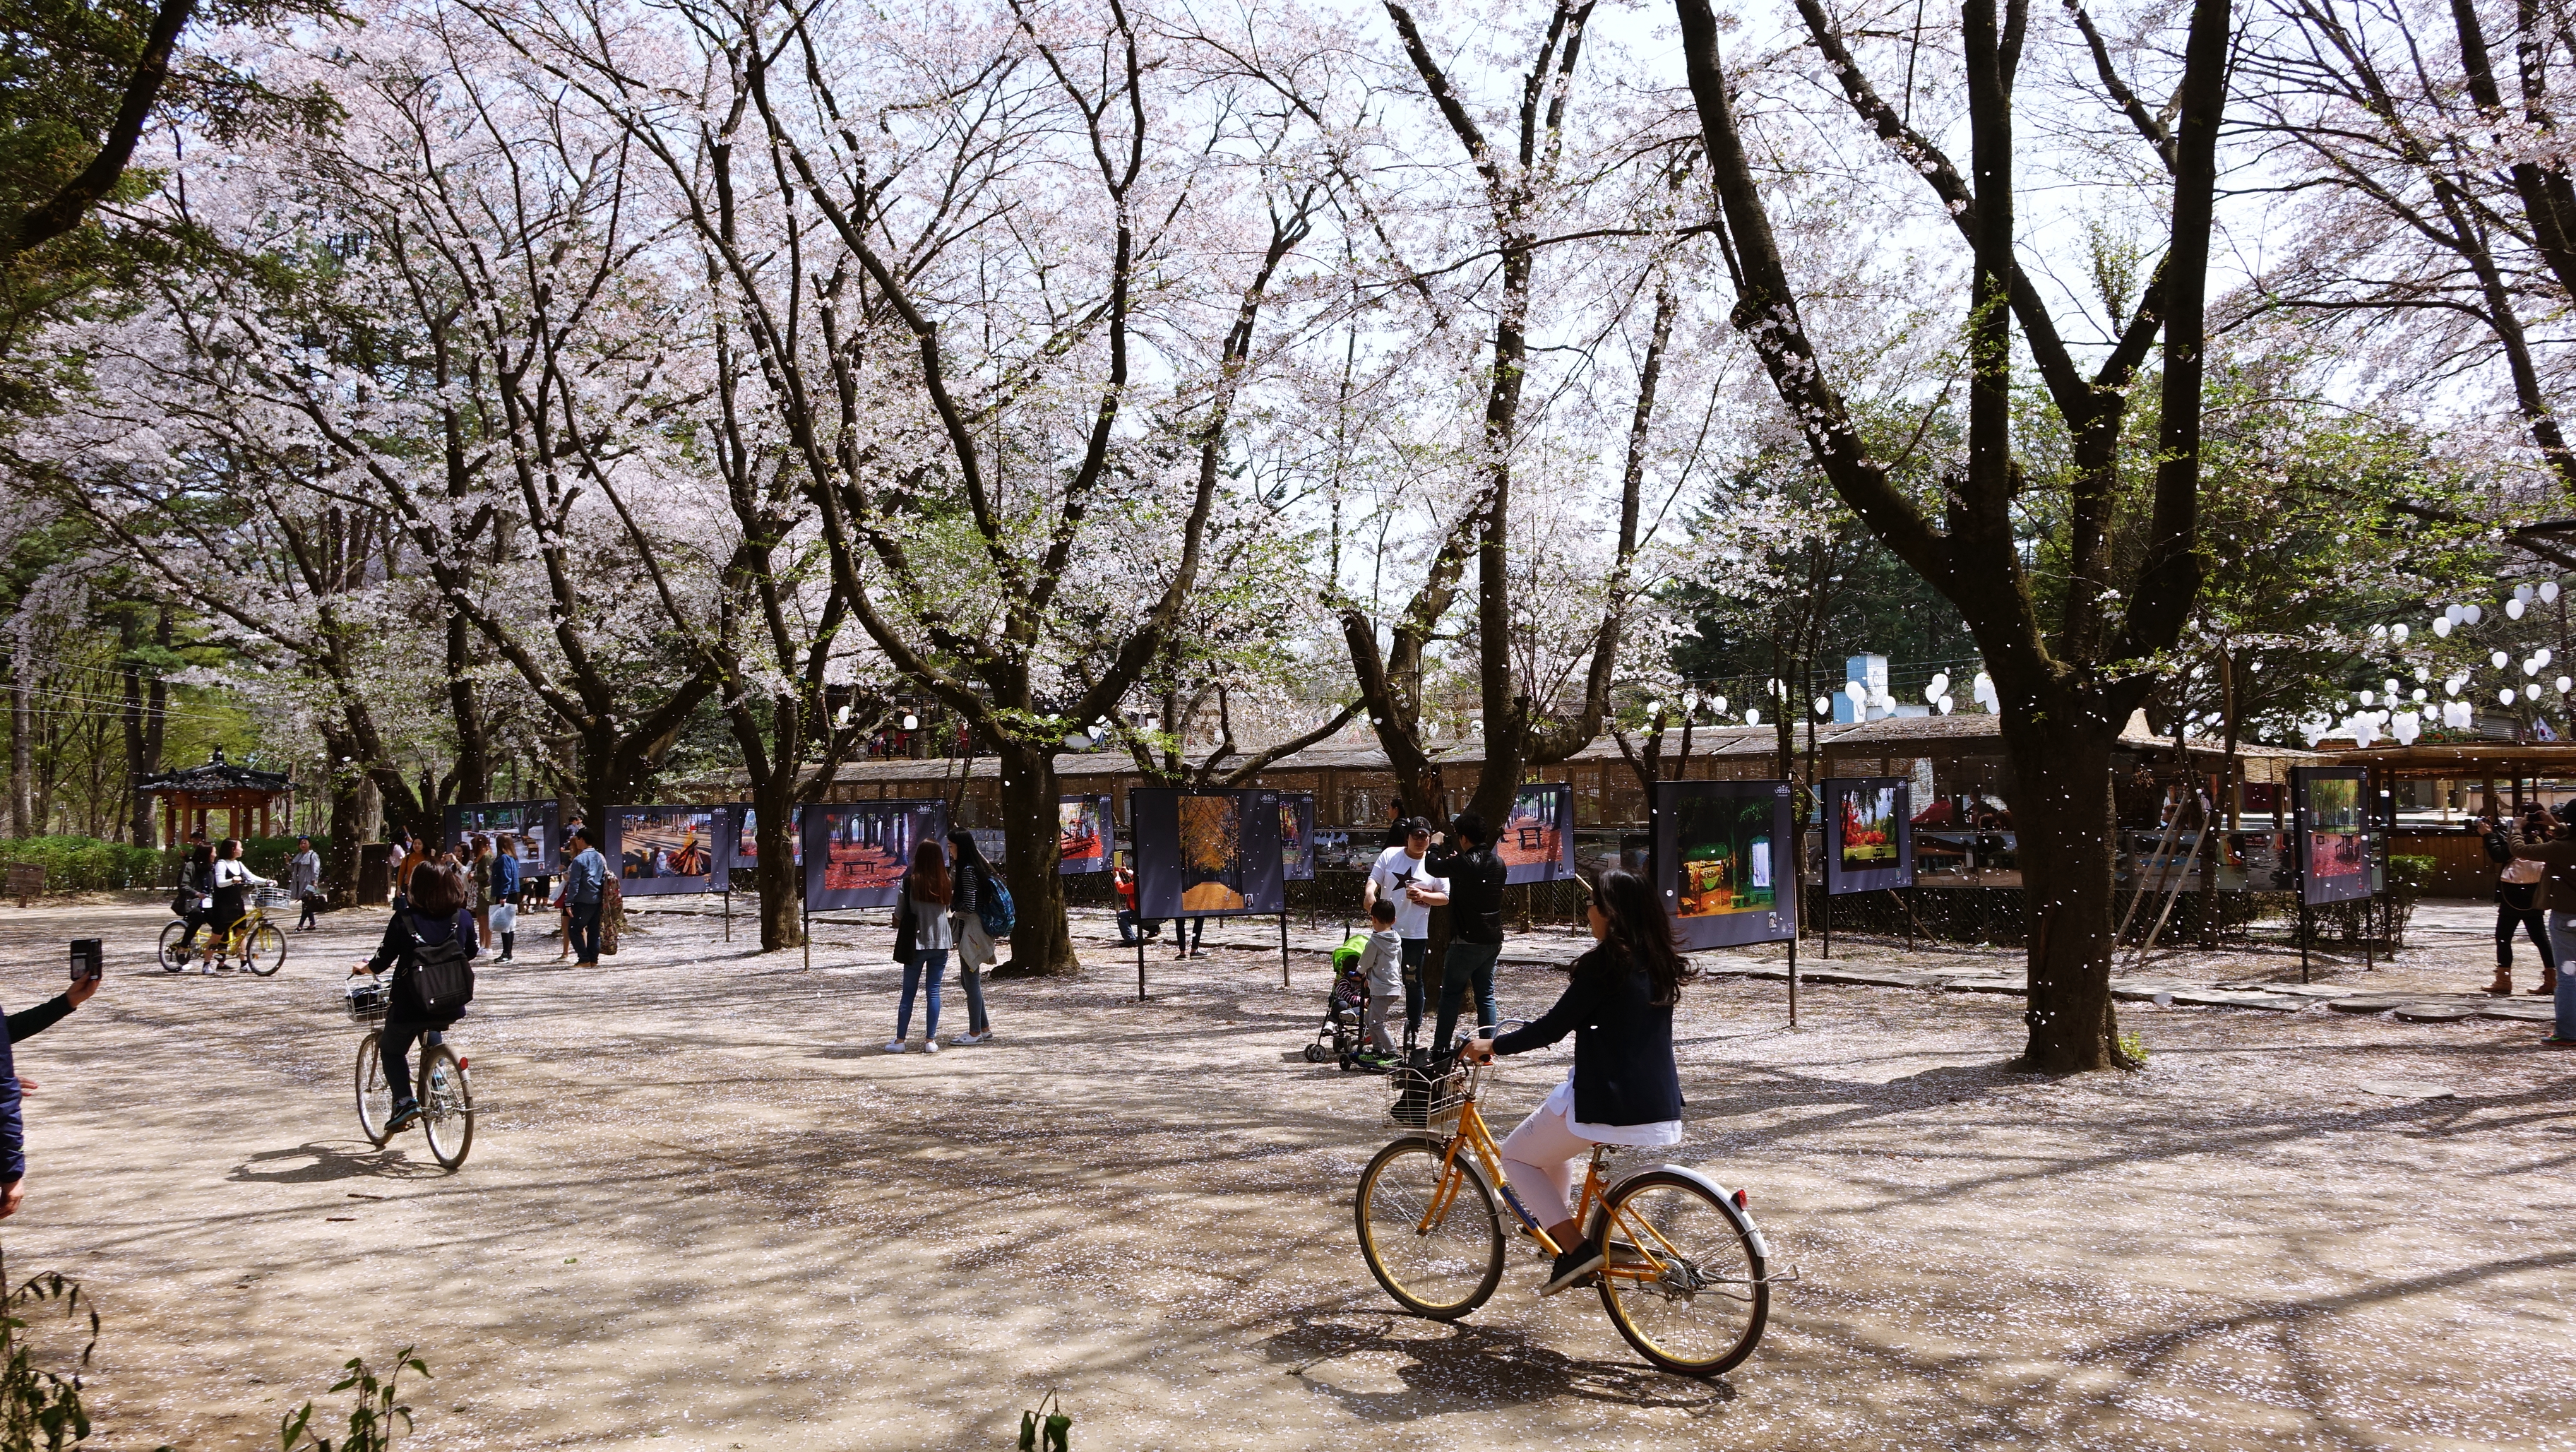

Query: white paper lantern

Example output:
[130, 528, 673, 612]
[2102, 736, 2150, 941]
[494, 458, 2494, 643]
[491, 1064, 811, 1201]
[2435, 617, 2455, 637]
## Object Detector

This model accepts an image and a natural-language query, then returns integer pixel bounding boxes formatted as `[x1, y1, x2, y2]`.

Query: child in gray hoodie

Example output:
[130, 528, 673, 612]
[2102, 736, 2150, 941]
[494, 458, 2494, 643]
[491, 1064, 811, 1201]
[1356, 896, 1405, 1055]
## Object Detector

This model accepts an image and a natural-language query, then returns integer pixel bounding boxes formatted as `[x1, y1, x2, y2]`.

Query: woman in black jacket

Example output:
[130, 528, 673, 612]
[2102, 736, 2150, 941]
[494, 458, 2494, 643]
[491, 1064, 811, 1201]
[2483, 814, 2558, 996]
[352, 861, 479, 1132]
[1466, 867, 1690, 1297]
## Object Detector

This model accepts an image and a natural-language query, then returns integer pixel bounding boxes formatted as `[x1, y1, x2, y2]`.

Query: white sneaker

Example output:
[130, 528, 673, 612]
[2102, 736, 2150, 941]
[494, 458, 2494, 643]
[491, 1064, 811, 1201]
[954, 1031, 991, 1045]
[883, 1040, 907, 1054]
[921, 1038, 941, 1054]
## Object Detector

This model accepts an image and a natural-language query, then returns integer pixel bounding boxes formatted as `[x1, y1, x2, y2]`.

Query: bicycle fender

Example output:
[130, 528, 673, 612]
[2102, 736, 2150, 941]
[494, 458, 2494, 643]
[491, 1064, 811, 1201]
[1616, 1162, 1770, 1263]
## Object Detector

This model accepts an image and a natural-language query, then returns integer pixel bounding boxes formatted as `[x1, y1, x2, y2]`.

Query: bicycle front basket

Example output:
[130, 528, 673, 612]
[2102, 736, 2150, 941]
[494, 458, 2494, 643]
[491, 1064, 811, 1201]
[344, 980, 390, 1022]
[1388, 1058, 1468, 1133]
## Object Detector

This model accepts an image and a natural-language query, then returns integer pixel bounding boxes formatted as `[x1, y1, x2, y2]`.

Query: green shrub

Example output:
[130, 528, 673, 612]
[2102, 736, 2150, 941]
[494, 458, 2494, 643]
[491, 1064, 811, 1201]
[0, 838, 169, 895]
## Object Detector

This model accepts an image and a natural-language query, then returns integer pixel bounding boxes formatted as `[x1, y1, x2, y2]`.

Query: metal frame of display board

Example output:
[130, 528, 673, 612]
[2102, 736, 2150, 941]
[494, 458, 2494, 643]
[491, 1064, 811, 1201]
[1128, 786, 1289, 999]
[2289, 766, 2375, 984]
[799, 799, 949, 972]
[1818, 777, 1914, 961]
[1651, 778, 1802, 1026]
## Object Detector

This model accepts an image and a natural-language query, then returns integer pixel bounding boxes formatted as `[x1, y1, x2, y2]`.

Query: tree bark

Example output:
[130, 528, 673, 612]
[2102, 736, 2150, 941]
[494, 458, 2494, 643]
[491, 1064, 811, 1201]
[8, 627, 32, 838]
[995, 742, 1072, 975]
[2004, 709, 2123, 1069]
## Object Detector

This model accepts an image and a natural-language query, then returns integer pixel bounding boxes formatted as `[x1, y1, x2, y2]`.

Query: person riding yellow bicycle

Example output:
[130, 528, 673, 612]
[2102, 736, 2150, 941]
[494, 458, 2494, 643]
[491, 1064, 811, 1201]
[1461, 866, 1691, 1296]
[201, 838, 278, 974]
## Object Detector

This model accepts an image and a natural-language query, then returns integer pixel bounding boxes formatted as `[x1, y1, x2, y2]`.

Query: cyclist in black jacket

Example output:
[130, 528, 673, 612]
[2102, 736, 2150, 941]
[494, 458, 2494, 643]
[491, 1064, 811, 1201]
[1426, 812, 1509, 1054]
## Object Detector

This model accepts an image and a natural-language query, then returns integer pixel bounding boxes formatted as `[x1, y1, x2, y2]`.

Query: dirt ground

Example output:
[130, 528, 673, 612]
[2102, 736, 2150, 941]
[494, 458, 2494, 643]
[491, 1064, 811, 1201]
[1, 895, 2570, 1451]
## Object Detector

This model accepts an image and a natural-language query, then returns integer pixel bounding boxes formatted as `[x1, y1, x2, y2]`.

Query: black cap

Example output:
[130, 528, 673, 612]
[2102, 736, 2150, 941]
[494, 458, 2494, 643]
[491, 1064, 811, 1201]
[1402, 817, 1433, 837]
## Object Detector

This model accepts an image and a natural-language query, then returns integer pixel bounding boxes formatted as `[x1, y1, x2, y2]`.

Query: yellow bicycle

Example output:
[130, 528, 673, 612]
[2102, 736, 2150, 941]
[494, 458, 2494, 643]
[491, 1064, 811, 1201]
[1354, 1054, 1791, 1377]
[157, 888, 290, 975]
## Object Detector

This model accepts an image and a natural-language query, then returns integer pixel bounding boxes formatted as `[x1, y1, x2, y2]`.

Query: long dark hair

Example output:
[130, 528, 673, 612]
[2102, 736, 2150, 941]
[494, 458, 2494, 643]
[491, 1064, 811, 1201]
[946, 829, 989, 876]
[1588, 867, 1694, 1005]
[908, 839, 951, 905]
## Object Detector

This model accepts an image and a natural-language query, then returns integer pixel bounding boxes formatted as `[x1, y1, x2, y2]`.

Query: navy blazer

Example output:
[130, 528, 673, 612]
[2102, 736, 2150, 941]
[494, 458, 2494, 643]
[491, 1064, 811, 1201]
[1491, 943, 1683, 1127]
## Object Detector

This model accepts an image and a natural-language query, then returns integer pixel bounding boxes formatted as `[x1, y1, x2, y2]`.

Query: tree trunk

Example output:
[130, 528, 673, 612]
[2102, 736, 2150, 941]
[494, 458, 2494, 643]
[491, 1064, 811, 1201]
[753, 763, 802, 952]
[1997, 701, 2128, 1072]
[996, 743, 1074, 975]
[8, 628, 32, 838]
[323, 729, 366, 907]
[446, 610, 489, 804]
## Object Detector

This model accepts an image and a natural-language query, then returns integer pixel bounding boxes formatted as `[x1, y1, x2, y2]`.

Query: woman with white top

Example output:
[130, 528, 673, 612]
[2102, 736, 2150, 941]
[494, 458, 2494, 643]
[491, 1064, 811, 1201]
[886, 839, 954, 1052]
[202, 838, 276, 972]
[1465, 867, 1692, 1296]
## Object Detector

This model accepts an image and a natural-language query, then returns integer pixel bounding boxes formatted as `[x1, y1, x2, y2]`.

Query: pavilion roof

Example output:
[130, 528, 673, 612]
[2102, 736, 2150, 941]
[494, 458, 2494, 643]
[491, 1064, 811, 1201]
[136, 751, 293, 795]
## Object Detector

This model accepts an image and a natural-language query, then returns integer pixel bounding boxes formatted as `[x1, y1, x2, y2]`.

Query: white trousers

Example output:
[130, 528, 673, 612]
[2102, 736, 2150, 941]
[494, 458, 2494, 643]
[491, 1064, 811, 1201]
[1498, 1096, 1596, 1229]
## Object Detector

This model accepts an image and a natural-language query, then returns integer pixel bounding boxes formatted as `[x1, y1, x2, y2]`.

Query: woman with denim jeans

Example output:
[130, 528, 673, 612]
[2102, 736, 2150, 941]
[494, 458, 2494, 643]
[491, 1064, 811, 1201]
[886, 840, 954, 1053]
[2505, 835, 2576, 1047]
[946, 831, 998, 1044]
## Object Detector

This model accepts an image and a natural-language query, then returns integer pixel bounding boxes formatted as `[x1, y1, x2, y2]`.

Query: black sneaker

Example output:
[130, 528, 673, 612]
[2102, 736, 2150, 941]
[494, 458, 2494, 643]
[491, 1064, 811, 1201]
[1539, 1236, 1604, 1297]
[386, 1099, 422, 1133]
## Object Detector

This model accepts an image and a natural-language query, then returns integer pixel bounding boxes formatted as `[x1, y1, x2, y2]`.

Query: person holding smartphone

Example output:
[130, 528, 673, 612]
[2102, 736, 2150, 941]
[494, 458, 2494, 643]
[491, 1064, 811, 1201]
[1364, 819, 1449, 1046]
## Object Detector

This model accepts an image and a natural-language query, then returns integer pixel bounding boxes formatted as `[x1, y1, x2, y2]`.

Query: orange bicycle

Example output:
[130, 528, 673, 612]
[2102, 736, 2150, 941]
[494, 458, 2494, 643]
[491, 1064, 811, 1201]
[1354, 1054, 1792, 1376]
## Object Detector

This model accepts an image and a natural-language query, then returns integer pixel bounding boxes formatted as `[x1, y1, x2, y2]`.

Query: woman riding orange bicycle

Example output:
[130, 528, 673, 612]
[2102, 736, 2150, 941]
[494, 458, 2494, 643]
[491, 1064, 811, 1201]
[1462, 867, 1692, 1296]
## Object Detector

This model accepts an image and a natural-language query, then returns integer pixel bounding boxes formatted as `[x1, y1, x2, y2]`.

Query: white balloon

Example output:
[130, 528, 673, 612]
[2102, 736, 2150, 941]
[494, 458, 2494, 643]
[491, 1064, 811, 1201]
[1844, 680, 1866, 703]
[2546, 581, 2563, 603]
[2493, 650, 2511, 668]
[1814, 697, 1831, 716]
[2359, 690, 2375, 706]
[1937, 695, 1954, 714]
[2529, 660, 2544, 677]
[2370, 624, 2388, 638]
[2466, 603, 2485, 624]
[2445, 604, 2465, 624]
[2435, 617, 2455, 637]
[2502, 688, 2519, 705]
[2509, 597, 2528, 619]
[1710, 695, 1727, 715]
[2517, 583, 2536, 602]
[1744, 708, 1760, 726]
[2412, 688, 2427, 701]
[2562, 676, 2573, 694]
[902, 713, 919, 730]
[1926, 672, 1950, 700]
[2540, 648, 2555, 667]
[2391, 624, 2410, 642]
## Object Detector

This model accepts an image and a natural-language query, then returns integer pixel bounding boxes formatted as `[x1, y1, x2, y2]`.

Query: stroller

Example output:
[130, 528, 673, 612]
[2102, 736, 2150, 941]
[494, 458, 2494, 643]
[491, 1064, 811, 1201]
[1304, 932, 1392, 1071]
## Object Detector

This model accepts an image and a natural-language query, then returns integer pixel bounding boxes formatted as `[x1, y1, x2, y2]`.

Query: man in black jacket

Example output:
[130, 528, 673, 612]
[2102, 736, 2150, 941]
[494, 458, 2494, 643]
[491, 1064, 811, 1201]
[1426, 813, 1509, 1054]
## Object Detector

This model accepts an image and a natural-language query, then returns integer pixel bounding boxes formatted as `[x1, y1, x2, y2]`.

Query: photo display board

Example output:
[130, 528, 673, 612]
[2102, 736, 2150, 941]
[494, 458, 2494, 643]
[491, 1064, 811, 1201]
[1823, 777, 1914, 894]
[607, 804, 728, 895]
[1279, 792, 1317, 882]
[1058, 795, 1114, 875]
[802, 799, 948, 910]
[1499, 782, 1577, 885]
[2293, 767, 2371, 905]
[1652, 779, 1799, 951]
[1130, 786, 1285, 918]
[443, 800, 558, 877]
[726, 804, 803, 870]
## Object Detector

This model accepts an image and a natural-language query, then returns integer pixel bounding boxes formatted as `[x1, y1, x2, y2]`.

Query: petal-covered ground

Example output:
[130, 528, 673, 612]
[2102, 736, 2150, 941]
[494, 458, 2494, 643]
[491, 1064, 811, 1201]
[1, 896, 2568, 1450]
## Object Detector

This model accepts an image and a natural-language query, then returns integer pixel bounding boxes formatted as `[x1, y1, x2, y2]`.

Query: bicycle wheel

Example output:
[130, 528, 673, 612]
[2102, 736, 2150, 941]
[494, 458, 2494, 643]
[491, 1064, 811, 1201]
[417, 1044, 474, 1170]
[1354, 1134, 1504, 1319]
[158, 920, 192, 972]
[355, 1032, 393, 1147]
[1595, 1170, 1770, 1377]
[242, 922, 287, 976]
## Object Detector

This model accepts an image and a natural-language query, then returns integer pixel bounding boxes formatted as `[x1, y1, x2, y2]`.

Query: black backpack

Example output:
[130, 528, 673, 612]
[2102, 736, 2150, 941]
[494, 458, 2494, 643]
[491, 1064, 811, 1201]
[396, 911, 477, 1026]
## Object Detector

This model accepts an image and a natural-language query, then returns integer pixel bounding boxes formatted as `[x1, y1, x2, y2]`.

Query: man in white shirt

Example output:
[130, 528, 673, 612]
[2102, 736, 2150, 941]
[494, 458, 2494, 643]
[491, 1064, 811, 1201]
[1364, 819, 1449, 1045]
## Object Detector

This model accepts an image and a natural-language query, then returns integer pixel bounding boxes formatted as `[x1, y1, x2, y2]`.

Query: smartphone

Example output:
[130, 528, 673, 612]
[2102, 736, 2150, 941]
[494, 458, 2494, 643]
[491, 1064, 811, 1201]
[68, 938, 103, 982]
